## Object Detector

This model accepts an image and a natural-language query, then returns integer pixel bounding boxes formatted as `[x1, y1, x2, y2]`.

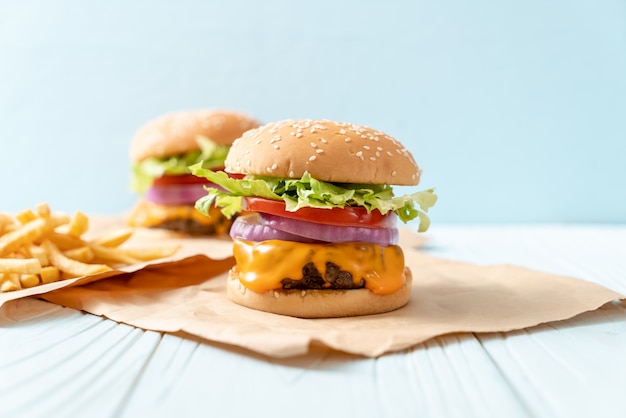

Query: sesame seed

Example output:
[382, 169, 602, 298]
[363, 145, 370, 150]
[310, 142, 317, 148]
[377, 146, 383, 151]
[339, 129, 346, 134]
[356, 151, 363, 157]
[320, 138, 327, 143]
[392, 170, 397, 176]
[369, 156, 376, 161]
[273, 145, 279, 150]
[289, 170, 295, 177]
[266, 167, 273, 173]
[301, 290, 306, 297]
[309, 155, 317, 161]
[316, 149, 324, 154]
[273, 291, 279, 298]
[290, 131, 296, 136]
[386, 151, 393, 156]
[345, 137, 352, 143]
[295, 133, 303, 138]
[375, 151, 380, 157]
[271, 163, 277, 170]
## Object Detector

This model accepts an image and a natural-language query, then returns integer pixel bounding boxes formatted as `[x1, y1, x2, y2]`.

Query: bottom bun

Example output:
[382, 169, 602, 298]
[227, 267, 412, 318]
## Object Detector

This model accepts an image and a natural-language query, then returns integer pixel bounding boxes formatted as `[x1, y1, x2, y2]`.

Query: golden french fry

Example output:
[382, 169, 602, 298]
[67, 211, 89, 237]
[0, 214, 15, 235]
[16, 209, 38, 225]
[63, 246, 95, 263]
[35, 202, 51, 219]
[42, 239, 111, 278]
[89, 228, 134, 248]
[20, 274, 40, 288]
[49, 213, 71, 228]
[46, 232, 87, 251]
[14, 247, 31, 259]
[0, 273, 21, 291]
[28, 245, 49, 266]
[0, 258, 42, 275]
[89, 244, 141, 265]
[0, 213, 14, 224]
[40, 266, 60, 284]
[0, 218, 50, 257]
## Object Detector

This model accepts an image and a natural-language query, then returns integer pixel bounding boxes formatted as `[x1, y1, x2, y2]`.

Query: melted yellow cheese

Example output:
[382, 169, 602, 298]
[127, 199, 229, 232]
[233, 239, 407, 295]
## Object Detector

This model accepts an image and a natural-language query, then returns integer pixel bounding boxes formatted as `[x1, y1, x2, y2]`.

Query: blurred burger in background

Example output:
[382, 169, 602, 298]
[127, 109, 261, 235]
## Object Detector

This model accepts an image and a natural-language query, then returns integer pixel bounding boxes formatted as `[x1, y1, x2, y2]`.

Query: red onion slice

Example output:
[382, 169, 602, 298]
[259, 213, 399, 246]
[230, 214, 322, 243]
[145, 183, 211, 205]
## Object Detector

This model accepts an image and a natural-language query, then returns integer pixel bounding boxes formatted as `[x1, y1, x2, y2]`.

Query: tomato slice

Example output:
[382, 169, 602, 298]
[243, 197, 396, 228]
[153, 174, 213, 186]
[153, 172, 243, 186]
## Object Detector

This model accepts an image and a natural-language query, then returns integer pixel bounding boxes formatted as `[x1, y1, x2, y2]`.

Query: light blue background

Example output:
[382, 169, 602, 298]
[1, 1, 624, 224]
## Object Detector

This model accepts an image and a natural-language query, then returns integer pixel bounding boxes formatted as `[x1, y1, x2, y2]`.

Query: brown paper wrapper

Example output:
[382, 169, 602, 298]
[23, 217, 623, 358]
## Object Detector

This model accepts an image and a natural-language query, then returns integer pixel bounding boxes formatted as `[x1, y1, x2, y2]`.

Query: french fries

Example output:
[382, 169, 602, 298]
[59, 210, 90, 238]
[0, 217, 51, 256]
[89, 228, 134, 248]
[0, 258, 41, 275]
[0, 203, 180, 292]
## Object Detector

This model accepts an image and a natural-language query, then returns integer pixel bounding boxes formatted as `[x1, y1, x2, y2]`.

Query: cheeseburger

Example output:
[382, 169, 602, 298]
[191, 119, 437, 317]
[127, 109, 261, 235]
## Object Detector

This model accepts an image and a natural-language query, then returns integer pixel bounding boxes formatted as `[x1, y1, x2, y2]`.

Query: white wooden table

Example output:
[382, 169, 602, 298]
[1, 225, 625, 418]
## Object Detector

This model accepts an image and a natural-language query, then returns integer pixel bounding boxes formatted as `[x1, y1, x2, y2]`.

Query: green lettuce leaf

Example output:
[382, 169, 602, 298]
[190, 165, 437, 231]
[130, 135, 230, 194]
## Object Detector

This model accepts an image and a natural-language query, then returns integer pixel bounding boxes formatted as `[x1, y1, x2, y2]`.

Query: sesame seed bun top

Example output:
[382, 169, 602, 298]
[130, 109, 261, 163]
[224, 119, 422, 185]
